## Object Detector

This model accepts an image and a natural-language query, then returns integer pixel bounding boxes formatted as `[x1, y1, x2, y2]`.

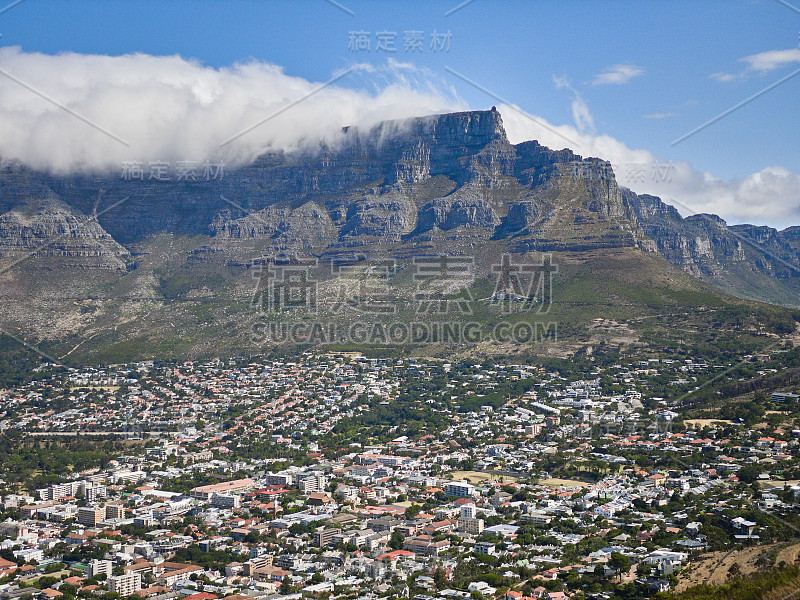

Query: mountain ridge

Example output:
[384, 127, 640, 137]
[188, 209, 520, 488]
[1, 108, 798, 301]
[0, 108, 799, 361]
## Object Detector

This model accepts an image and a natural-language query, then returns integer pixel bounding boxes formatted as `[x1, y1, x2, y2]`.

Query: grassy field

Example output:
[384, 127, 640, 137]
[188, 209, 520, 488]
[684, 418, 735, 427]
[538, 477, 590, 488]
[449, 470, 517, 484]
[760, 479, 800, 489]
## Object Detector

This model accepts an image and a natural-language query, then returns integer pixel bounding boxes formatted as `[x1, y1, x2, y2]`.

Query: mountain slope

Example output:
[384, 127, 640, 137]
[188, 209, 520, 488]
[0, 108, 797, 361]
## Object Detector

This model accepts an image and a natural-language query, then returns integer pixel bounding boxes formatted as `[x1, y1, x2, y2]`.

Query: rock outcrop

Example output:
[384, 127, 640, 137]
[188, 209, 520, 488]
[0, 196, 128, 270]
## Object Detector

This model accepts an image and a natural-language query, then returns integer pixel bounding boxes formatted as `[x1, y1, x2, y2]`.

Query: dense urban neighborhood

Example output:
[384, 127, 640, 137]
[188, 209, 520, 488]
[4, 4, 800, 600]
[1, 353, 800, 600]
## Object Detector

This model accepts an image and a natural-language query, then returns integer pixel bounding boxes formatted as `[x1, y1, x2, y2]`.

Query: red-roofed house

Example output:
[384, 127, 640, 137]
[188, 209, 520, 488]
[375, 550, 415, 561]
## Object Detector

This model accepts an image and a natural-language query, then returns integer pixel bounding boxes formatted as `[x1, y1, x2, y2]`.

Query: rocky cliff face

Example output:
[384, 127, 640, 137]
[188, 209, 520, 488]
[624, 191, 800, 303]
[211, 201, 337, 251]
[0, 108, 798, 306]
[0, 196, 128, 270]
[0, 109, 641, 253]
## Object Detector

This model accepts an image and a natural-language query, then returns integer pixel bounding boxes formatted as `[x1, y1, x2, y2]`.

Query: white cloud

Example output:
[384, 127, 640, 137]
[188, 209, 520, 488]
[711, 48, 800, 81]
[742, 48, 800, 73]
[710, 71, 740, 82]
[553, 76, 595, 136]
[498, 104, 800, 229]
[591, 64, 644, 86]
[0, 48, 465, 174]
[643, 112, 677, 119]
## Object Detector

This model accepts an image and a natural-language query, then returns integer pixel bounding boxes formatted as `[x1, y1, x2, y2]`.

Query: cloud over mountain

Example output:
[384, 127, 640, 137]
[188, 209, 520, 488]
[499, 104, 800, 229]
[0, 47, 797, 229]
[0, 48, 464, 174]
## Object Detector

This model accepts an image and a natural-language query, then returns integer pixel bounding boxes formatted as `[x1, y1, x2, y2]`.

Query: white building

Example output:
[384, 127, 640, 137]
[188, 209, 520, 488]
[300, 474, 327, 493]
[110, 572, 142, 596]
[445, 481, 476, 498]
[211, 493, 241, 508]
[89, 560, 114, 579]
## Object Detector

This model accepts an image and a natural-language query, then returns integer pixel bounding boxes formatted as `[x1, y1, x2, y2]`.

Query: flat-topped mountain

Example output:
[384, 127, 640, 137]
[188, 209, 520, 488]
[0, 108, 798, 360]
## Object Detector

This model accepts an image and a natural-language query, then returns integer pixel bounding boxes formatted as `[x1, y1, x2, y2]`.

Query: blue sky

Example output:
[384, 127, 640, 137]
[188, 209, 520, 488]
[2, 0, 800, 225]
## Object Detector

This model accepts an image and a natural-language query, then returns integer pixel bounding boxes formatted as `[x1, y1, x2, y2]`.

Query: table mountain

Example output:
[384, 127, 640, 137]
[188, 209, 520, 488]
[0, 108, 797, 359]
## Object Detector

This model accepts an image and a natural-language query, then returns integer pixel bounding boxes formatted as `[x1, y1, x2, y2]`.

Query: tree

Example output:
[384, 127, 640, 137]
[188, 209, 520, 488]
[44, 563, 65, 574]
[243, 530, 261, 544]
[35, 577, 59, 590]
[279, 576, 293, 595]
[738, 464, 760, 484]
[404, 504, 422, 520]
[389, 531, 405, 550]
[608, 552, 631, 581]
[433, 568, 447, 589]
